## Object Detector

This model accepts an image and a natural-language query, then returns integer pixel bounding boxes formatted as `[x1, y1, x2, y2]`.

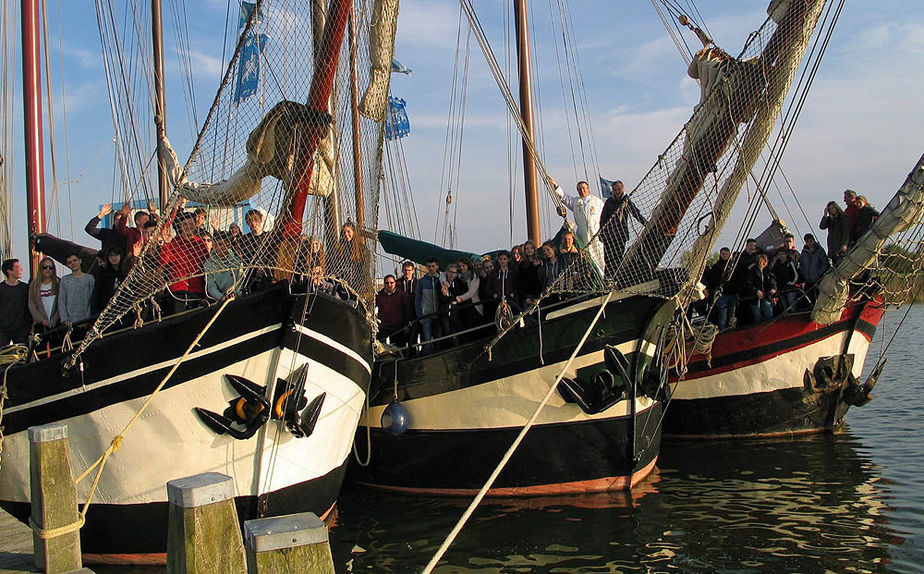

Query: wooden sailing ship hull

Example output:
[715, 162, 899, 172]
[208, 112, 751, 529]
[351, 293, 672, 495]
[0, 287, 372, 555]
[664, 299, 884, 439]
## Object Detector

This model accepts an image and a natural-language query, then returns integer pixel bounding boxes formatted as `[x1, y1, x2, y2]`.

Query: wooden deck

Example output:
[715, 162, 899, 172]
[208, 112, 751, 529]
[0, 508, 97, 573]
[0, 506, 35, 573]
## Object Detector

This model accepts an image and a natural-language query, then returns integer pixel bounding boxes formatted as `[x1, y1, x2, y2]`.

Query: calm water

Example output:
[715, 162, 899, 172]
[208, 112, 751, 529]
[329, 304, 924, 573]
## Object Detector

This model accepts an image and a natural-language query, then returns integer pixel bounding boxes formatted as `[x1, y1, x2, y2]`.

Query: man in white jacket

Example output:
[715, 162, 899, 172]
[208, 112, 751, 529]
[548, 176, 604, 272]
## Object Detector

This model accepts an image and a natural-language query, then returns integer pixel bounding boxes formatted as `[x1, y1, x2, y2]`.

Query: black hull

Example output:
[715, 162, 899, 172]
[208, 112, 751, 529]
[354, 294, 674, 494]
[0, 286, 373, 555]
[663, 385, 851, 439]
[352, 404, 663, 495]
[663, 302, 885, 439]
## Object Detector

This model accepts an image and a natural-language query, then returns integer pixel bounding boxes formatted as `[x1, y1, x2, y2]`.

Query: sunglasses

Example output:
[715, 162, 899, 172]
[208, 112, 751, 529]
[42, 265, 54, 270]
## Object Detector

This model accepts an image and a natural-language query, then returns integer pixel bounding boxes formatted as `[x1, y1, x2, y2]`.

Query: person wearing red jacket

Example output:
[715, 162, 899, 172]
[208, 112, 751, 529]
[158, 212, 208, 314]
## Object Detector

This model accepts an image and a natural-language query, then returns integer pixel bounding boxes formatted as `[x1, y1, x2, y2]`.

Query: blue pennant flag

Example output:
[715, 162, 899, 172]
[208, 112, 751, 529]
[600, 176, 615, 196]
[234, 2, 267, 104]
[386, 97, 411, 140]
[391, 58, 412, 76]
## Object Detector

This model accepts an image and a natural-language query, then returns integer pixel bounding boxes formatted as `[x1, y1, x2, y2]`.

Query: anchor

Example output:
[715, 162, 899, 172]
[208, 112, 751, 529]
[843, 358, 886, 407]
[194, 374, 270, 440]
[557, 346, 630, 415]
[194, 367, 325, 440]
[270, 367, 325, 438]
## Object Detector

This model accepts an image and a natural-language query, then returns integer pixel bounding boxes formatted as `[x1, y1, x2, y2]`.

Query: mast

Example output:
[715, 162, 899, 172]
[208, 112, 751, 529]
[280, 0, 352, 239]
[348, 5, 365, 231]
[312, 0, 343, 242]
[514, 0, 541, 247]
[22, 0, 45, 275]
[152, 0, 169, 209]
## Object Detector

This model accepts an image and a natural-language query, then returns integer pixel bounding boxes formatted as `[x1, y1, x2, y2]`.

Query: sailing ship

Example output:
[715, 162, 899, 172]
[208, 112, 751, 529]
[351, 0, 834, 494]
[0, 0, 389, 557]
[664, 154, 924, 438]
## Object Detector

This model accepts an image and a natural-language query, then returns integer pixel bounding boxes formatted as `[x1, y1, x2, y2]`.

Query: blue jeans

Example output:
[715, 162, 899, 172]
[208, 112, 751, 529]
[714, 294, 738, 330]
[418, 317, 441, 353]
[779, 289, 799, 312]
[750, 298, 773, 323]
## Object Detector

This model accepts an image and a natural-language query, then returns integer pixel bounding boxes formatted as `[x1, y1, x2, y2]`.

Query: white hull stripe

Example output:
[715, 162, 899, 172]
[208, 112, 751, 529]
[6, 324, 282, 414]
[291, 324, 371, 374]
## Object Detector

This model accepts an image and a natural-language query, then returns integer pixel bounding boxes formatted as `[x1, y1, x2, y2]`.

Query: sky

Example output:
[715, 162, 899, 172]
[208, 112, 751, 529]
[4, 0, 923, 269]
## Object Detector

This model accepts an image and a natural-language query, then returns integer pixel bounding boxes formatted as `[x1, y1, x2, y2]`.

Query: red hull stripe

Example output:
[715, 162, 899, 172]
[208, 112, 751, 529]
[676, 304, 883, 382]
[354, 458, 658, 497]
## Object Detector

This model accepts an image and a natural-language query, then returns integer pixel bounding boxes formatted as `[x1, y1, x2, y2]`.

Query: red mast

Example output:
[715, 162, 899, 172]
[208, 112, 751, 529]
[280, 0, 353, 239]
[22, 0, 46, 274]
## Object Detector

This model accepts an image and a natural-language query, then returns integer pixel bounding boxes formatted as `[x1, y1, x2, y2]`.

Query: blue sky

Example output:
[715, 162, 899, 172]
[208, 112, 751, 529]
[5, 0, 923, 265]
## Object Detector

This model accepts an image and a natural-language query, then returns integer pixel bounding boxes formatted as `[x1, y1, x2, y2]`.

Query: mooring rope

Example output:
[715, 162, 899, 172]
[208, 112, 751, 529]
[73, 295, 235, 521]
[422, 291, 614, 573]
[29, 515, 85, 540]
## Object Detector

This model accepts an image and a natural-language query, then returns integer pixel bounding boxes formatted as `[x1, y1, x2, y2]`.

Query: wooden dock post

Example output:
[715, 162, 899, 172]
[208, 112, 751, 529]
[29, 423, 83, 573]
[244, 513, 335, 574]
[166, 472, 246, 574]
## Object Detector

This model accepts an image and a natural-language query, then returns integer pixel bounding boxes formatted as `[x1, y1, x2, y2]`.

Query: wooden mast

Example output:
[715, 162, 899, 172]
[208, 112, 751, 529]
[348, 5, 365, 231]
[21, 0, 45, 275]
[280, 0, 352, 239]
[152, 0, 169, 210]
[514, 0, 541, 247]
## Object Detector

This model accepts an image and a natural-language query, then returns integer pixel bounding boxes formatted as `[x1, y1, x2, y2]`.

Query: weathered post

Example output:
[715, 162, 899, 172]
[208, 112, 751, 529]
[29, 423, 83, 573]
[244, 512, 335, 574]
[166, 472, 246, 574]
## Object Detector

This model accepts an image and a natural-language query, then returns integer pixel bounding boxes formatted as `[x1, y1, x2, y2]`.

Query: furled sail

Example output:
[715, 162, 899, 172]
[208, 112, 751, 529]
[610, 0, 826, 291]
[159, 101, 334, 205]
[358, 0, 400, 120]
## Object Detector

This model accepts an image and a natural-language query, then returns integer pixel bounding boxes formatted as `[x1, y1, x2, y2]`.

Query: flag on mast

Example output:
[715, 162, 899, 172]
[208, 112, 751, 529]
[391, 58, 412, 75]
[386, 97, 410, 140]
[234, 2, 268, 104]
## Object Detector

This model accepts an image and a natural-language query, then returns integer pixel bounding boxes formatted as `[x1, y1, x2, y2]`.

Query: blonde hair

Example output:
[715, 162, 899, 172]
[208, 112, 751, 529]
[29, 257, 59, 298]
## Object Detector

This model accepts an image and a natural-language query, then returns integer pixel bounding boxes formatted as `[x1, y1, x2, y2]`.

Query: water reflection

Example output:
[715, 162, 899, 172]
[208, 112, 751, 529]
[332, 432, 898, 573]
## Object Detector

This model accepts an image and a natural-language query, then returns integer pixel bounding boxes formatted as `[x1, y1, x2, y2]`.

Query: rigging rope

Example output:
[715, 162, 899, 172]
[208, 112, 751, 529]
[423, 292, 614, 573]
[458, 0, 565, 214]
[73, 296, 235, 521]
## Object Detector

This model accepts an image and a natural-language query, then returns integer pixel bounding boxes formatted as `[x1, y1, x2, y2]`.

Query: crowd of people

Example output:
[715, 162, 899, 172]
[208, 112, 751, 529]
[0, 199, 373, 348]
[695, 189, 880, 330]
[0, 185, 882, 349]
[374, 231, 592, 353]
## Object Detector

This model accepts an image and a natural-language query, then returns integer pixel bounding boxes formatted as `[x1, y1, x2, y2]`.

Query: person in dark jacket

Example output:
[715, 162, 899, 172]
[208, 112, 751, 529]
[599, 180, 646, 278]
[415, 258, 443, 353]
[439, 264, 469, 340]
[93, 245, 135, 318]
[84, 203, 127, 255]
[771, 248, 798, 313]
[485, 251, 518, 315]
[843, 189, 860, 239]
[854, 195, 880, 240]
[703, 247, 738, 329]
[746, 254, 776, 324]
[517, 241, 542, 306]
[376, 275, 411, 347]
[819, 201, 851, 266]
[799, 233, 829, 307]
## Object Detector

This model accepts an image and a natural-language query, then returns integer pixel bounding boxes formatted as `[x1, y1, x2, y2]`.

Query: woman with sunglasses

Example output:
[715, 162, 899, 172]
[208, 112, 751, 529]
[28, 257, 61, 339]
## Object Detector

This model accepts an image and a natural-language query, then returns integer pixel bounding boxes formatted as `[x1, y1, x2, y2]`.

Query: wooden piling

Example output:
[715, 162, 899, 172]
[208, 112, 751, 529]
[244, 513, 335, 574]
[165, 472, 246, 574]
[29, 423, 82, 573]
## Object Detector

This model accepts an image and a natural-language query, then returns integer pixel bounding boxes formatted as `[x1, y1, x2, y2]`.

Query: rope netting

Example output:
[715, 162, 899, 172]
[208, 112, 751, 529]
[72, 0, 392, 363]
[545, 0, 825, 301]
